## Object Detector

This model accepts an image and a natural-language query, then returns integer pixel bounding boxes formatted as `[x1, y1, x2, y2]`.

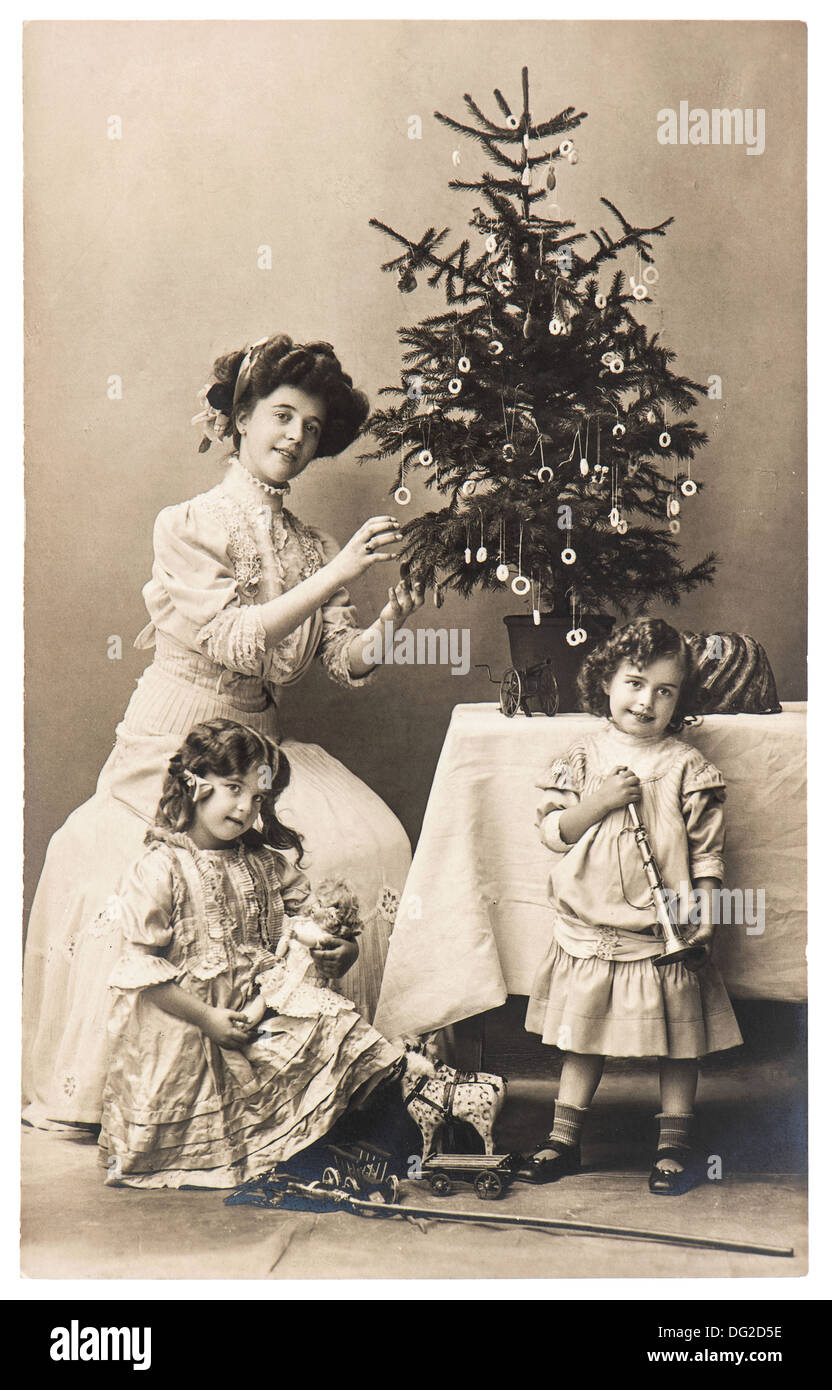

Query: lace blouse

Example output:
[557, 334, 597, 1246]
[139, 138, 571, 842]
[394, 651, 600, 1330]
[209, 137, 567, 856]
[134, 458, 374, 694]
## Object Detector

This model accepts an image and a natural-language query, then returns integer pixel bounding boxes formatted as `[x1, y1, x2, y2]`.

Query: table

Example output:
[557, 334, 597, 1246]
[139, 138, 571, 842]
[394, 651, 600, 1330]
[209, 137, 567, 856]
[373, 703, 807, 1041]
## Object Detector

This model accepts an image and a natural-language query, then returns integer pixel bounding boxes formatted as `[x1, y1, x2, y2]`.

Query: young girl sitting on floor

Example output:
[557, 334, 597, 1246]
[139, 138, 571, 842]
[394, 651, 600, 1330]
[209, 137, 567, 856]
[99, 718, 402, 1189]
[517, 618, 742, 1195]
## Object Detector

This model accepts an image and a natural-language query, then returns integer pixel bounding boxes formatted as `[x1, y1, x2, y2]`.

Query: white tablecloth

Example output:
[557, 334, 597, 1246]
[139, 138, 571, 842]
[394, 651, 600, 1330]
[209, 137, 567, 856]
[374, 703, 807, 1040]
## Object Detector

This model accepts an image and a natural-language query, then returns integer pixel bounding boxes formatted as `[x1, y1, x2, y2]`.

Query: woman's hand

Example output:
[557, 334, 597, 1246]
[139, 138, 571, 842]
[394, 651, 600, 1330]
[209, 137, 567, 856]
[378, 577, 425, 628]
[598, 766, 642, 815]
[330, 516, 403, 588]
[310, 933, 359, 981]
[202, 1006, 257, 1050]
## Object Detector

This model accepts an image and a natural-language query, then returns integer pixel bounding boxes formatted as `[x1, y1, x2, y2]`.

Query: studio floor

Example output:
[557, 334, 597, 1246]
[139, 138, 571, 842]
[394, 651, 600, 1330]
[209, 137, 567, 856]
[21, 1035, 807, 1282]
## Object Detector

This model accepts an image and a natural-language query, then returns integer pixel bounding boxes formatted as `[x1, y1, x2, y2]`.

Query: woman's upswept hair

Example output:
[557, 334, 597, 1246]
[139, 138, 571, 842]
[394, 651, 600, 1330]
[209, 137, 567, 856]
[210, 334, 369, 457]
[577, 617, 700, 733]
[152, 718, 304, 861]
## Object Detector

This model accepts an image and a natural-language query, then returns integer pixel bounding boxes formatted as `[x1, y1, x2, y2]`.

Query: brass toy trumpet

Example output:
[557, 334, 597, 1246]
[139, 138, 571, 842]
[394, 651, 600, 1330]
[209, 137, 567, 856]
[626, 802, 708, 969]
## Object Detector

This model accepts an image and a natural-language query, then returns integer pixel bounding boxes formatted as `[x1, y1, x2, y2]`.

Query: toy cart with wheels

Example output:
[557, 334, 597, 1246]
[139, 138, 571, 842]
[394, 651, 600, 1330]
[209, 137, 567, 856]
[419, 1153, 517, 1200]
[476, 659, 560, 718]
[320, 1143, 401, 1208]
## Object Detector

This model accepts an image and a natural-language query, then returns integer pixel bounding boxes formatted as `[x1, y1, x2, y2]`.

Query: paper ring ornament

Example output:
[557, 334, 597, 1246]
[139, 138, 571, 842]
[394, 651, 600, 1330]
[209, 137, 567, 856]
[610, 357, 624, 374]
[601, 351, 615, 365]
[496, 563, 510, 582]
[448, 378, 462, 396]
[537, 464, 554, 483]
[659, 431, 671, 448]
[612, 423, 626, 437]
[507, 115, 519, 130]
[418, 449, 433, 466]
[669, 519, 681, 535]
[457, 356, 471, 373]
[643, 265, 659, 284]
[633, 284, 647, 300]
[575, 627, 587, 643]
[559, 139, 573, 156]
[579, 458, 590, 476]
[461, 478, 477, 497]
[488, 339, 504, 355]
[511, 574, 531, 596]
[502, 443, 517, 462]
[668, 497, 681, 517]
[595, 294, 607, 310]
[548, 317, 563, 336]
[681, 478, 698, 497]
[566, 627, 584, 646]
[485, 235, 498, 254]
[394, 486, 411, 506]
[609, 507, 620, 527]
[617, 520, 629, 535]
[476, 546, 488, 563]
[560, 547, 576, 566]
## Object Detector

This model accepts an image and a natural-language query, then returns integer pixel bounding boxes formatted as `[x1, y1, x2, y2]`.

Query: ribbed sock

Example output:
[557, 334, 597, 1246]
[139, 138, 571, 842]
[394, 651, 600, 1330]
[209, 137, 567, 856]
[548, 1101, 588, 1150]
[655, 1112, 695, 1154]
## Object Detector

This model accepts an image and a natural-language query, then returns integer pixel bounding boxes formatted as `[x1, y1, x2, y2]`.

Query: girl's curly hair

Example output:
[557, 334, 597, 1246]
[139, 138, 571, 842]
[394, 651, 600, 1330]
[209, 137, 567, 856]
[207, 334, 369, 458]
[152, 718, 304, 862]
[577, 618, 700, 734]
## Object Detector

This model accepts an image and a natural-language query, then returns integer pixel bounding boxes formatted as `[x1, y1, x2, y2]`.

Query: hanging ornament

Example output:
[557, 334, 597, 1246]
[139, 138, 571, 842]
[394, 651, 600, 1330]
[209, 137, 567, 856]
[566, 627, 587, 646]
[496, 562, 509, 582]
[522, 312, 534, 340]
[485, 234, 498, 254]
[643, 265, 659, 285]
[537, 464, 554, 483]
[418, 449, 433, 466]
[681, 478, 698, 497]
[601, 351, 615, 365]
[579, 457, 589, 477]
[609, 356, 624, 374]
[609, 506, 620, 528]
[457, 356, 471, 374]
[488, 339, 504, 356]
[476, 513, 487, 563]
[669, 519, 681, 535]
[546, 167, 557, 190]
[433, 586, 444, 609]
[646, 410, 656, 423]
[560, 547, 576, 566]
[506, 114, 519, 130]
[461, 478, 477, 497]
[559, 139, 573, 156]
[397, 266, 417, 293]
[548, 316, 564, 336]
[521, 166, 531, 187]
[448, 378, 462, 396]
[465, 547, 472, 565]
[667, 496, 680, 518]
[612, 423, 626, 438]
[502, 443, 517, 463]
[394, 485, 411, 506]
[629, 276, 647, 300]
[511, 574, 531, 596]
[595, 294, 607, 309]
[617, 520, 629, 535]
[568, 150, 579, 165]
[659, 431, 671, 448]
[533, 608, 541, 626]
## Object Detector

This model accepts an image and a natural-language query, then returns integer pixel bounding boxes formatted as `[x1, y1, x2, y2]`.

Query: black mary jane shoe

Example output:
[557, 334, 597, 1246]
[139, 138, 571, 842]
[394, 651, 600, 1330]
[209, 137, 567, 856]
[648, 1146, 699, 1197]
[510, 1142, 581, 1185]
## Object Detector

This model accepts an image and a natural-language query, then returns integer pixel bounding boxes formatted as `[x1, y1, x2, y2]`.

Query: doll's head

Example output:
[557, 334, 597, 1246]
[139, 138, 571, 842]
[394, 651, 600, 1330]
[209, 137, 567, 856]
[306, 880, 363, 940]
[153, 719, 303, 859]
[197, 334, 369, 459]
[577, 618, 698, 737]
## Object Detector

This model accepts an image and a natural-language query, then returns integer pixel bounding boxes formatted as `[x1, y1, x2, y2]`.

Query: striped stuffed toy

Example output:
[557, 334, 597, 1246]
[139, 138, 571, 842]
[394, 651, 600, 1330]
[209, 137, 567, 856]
[684, 632, 782, 715]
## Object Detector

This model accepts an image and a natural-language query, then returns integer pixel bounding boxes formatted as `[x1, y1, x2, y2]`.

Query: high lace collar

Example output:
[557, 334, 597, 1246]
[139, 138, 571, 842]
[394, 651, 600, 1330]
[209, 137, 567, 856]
[221, 456, 293, 524]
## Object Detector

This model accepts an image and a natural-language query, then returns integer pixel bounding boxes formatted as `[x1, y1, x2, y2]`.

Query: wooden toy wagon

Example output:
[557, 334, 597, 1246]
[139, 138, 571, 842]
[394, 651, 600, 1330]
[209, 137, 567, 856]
[320, 1143, 401, 1206]
[419, 1153, 517, 1200]
[476, 658, 560, 718]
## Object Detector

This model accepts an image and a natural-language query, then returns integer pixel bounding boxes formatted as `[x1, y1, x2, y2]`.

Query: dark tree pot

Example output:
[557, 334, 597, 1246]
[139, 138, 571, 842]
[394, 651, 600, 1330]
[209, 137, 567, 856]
[503, 613, 616, 712]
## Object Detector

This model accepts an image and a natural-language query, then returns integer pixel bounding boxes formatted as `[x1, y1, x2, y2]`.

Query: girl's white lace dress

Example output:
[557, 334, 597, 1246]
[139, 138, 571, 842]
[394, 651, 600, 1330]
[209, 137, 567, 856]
[23, 459, 410, 1126]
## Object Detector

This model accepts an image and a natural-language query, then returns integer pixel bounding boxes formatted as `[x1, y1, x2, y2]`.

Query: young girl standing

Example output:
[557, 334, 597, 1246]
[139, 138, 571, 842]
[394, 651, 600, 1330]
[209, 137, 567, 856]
[518, 619, 742, 1195]
[99, 719, 402, 1189]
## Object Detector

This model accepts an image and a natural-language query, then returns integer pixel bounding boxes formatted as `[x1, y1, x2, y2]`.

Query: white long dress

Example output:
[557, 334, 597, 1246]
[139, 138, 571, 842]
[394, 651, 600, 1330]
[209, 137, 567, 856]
[23, 458, 411, 1126]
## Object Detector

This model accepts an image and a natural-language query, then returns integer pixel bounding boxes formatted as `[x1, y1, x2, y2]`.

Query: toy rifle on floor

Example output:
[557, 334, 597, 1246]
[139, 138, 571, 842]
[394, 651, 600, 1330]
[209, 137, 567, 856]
[626, 802, 708, 969]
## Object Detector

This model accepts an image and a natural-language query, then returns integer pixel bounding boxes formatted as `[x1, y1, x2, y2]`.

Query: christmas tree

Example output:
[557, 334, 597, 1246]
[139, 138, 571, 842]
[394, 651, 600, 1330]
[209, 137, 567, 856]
[361, 68, 717, 634]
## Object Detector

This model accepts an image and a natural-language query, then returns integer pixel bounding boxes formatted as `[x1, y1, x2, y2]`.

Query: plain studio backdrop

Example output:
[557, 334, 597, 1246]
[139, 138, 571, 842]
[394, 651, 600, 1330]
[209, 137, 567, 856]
[23, 20, 806, 917]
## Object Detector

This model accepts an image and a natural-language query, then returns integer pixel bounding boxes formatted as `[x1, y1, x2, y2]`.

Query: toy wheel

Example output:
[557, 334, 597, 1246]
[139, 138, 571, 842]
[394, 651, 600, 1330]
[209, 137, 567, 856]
[499, 668, 522, 717]
[344, 1176, 361, 1194]
[538, 667, 560, 717]
[383, 1174, 401, 1205]
[474, 1170, 504, 1200]
[321, 1167, 341, 1189]
[429, 1171, 452, 1196]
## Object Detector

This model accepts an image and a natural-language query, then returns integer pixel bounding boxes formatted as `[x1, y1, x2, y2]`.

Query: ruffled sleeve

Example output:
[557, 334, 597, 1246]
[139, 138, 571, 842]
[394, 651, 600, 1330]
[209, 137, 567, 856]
[681, 753, 727, 882]
[108, 846, 184, 991]
[278, 856, 314, 917]
[535, 746, 587, 853]
[138, 500, 267, 676]
[307, 529, 377, 689]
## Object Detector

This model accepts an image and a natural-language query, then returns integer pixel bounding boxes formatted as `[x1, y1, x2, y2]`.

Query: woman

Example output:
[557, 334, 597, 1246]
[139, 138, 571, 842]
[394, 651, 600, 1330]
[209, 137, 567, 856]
[23, 333, 422, 1127]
